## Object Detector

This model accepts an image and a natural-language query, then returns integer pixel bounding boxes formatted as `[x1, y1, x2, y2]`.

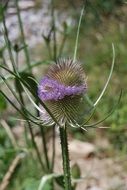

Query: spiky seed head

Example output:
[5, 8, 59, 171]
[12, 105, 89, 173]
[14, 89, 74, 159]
[38, 58, 87, 125]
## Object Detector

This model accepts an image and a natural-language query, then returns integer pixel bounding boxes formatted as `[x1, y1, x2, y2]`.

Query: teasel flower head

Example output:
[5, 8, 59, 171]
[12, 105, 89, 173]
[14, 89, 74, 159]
[38, 58, 87, 126]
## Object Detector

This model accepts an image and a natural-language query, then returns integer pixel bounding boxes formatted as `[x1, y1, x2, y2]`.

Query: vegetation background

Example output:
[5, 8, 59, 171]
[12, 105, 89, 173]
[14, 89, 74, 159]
[0, 0, 127, 190]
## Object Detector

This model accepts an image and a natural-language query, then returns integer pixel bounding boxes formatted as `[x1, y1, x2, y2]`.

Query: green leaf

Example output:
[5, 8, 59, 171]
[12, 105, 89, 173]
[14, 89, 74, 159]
[0, 93, 7, 111]
[71, 163, 81, 179]
[15, 72, 37, 94]
[55, 175, 64, 188]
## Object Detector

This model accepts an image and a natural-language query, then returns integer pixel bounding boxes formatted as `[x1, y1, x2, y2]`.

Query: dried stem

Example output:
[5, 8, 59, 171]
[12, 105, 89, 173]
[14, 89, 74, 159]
[0, 153, 25, 190]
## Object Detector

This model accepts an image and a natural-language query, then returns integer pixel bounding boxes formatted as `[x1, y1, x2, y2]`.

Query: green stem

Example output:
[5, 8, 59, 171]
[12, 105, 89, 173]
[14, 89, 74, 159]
[18, 91, 30, 147]
[51, 124, 56, 171]
[73, 4, 85, 62]
[51, 0, 57, 61]
[15, 0, 31, 71]
[28, 121, 46, 171]
[45, 42, 52, 60]
[59, 125, 72, 190]
[40, 126, 50, 171]
[2, 15, 16, 72]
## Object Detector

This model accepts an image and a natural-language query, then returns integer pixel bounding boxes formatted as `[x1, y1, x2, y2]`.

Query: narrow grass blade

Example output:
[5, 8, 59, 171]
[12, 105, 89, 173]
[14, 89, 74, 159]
[73, 5, 86, 61]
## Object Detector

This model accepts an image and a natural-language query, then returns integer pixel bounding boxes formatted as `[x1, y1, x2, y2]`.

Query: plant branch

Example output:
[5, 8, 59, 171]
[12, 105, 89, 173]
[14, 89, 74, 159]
[15, 0, 31, 71]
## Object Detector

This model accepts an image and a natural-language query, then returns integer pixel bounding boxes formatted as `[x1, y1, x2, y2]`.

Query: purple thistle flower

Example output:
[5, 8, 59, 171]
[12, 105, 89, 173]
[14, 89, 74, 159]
[38, 76, 87, 101]
[38, 58, 87, 124]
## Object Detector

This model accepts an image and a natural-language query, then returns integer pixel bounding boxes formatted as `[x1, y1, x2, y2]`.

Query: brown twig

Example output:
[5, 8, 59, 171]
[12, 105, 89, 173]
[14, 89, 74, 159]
[0, 153, 25, 190]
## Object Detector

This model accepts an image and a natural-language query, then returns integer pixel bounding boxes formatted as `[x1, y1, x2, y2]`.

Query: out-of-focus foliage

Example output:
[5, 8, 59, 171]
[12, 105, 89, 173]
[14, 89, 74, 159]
[0, 127, 15, 180]
[0, 1, 127, 189]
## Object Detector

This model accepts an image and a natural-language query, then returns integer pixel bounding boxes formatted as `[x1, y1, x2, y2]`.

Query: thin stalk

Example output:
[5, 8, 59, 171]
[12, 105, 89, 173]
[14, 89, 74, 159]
[51, 0, 57, 61]
[40, 126, 50, 171]
[73, 4, 86, 62]
[36, 101, 50, 172]
[28, 121, 46, 170]
[45, 42, 52, 60]
[15, 0, 31, 71]
[2, 53, 8, 68]
[2, 15, 16, 72]
[16, 52, 19, 70]
[59, 125, 72, 190]
[51, 124, 56, 171]
[18, 90, 30, 147]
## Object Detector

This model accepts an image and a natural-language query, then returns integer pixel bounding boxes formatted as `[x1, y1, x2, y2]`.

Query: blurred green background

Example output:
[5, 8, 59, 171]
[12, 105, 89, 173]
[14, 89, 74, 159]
[0, 0, 127, 189]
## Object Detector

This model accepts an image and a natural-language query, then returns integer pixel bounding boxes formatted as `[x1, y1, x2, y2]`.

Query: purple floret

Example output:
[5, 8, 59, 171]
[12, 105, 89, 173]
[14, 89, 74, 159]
[38, 76, 87, 101]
